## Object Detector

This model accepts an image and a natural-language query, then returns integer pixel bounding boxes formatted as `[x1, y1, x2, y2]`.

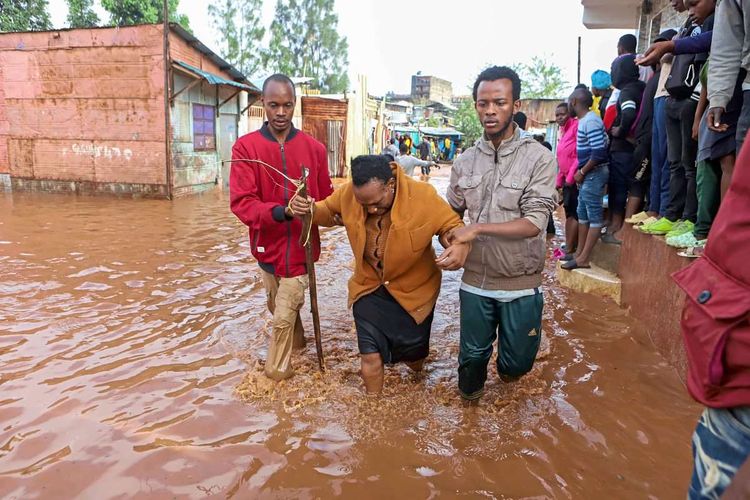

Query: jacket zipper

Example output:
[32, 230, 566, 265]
[481, 146, 500, 288]
[281, 142, 291, 278]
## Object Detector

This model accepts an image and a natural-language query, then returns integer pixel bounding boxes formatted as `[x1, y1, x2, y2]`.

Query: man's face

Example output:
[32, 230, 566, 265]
[671, 0, 686, 12]
[475, 79, 519, 139]
[555, 106, 570, 127]
[592, 87, 603, 97]
[688, 0, 714, 24]
[262, 80, 295, 134]
[353, 179, 395, 215]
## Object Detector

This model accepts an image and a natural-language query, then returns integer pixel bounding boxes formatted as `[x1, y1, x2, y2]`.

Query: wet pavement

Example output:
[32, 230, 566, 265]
[0, 177, 699, 498]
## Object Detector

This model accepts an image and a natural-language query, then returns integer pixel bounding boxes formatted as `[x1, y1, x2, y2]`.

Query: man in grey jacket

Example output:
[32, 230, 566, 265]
[445, 66, 557, 401]
[707, 0, 750, 151]
[395, 143, 435, 177]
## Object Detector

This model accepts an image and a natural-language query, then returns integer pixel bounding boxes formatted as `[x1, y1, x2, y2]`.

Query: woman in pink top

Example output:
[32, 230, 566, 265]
[555, 102, 580, 255]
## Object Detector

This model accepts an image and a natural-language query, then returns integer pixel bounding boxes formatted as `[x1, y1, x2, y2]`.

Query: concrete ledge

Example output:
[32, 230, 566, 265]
[556, 261, 622, 305]
[590, 240, 621, 274]
[10, 177, 168, 198]
[619, 224, 693, 378]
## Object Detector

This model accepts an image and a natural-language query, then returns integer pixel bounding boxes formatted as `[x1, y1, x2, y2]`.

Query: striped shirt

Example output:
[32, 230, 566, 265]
[576, 111, 609, 169]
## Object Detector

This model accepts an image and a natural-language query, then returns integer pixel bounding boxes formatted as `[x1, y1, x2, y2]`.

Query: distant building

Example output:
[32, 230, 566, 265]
[411, 74, 453, 105]
[0, 23, 260, 198]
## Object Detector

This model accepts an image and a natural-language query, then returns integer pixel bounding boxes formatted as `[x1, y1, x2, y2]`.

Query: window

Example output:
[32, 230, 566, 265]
[193, 103, 216, 151]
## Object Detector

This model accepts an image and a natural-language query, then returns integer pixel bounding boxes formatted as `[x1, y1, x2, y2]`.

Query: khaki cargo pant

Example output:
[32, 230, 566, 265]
[259, 269, 308, 381]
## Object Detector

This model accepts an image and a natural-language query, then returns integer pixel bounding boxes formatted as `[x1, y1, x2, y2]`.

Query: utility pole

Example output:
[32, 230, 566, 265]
[577, 36, 582, 85]
[162, 0, 173, 199]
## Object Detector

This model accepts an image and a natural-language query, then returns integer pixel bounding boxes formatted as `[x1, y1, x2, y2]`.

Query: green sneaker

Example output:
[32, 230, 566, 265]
[666, 231, 699, 248]
[637, 216, 661, 232]
[666, 220, 695, 238]
[642, 217, 675, 235]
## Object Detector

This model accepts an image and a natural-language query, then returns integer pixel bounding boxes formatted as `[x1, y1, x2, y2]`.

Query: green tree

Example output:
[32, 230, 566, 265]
[209, 0, 265, 76]
[264, 0, 349, 93]
[101, 0, 191, 31]
[454, 98, 482, 146]
[66, 0, 100, 28]
[511, 56, 568, 99]
[0, 0, 52, 32]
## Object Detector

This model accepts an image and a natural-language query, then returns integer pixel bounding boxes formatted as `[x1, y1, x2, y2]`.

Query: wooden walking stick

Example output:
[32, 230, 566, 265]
[296, 166, 325, 371]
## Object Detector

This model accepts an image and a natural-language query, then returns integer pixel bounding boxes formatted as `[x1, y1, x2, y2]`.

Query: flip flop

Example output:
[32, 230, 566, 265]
[678, 246, 705, 259]
[561, 260, 591, 270]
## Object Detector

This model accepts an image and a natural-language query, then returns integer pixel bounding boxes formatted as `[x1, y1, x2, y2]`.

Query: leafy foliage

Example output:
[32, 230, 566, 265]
[101, 0, 191, 31]
[264, 0, 349, 93]
[0, 0, 52, 32]
[511, 56, 568, 99]
[208, 0, 265, 76]
[454, 98, 482, 146]
[66, 0, 100, 28]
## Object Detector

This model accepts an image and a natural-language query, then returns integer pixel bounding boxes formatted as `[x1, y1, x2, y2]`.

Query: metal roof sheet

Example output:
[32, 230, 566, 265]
[173, 60, 259, 92]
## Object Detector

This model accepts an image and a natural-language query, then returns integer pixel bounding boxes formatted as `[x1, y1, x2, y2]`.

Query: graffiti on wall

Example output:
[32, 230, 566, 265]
[63, 143, 133, 161]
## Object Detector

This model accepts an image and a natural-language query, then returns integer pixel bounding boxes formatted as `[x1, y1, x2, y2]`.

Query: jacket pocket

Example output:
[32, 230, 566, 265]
[409, 223, 436, 253]
[673, 257, 750, 389]
[457, 174, 485, 215]
[495, 175, 525, 214]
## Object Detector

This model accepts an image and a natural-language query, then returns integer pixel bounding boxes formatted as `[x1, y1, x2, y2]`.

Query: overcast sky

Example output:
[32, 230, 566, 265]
[47, 0, 633, 97]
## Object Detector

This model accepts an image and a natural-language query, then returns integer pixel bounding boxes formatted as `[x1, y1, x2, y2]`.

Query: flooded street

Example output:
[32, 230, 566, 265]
[1, 178, 699, 499]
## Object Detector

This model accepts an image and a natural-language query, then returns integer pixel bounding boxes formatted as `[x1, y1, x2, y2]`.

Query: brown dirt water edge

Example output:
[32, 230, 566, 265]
[0, 179, 699, 499]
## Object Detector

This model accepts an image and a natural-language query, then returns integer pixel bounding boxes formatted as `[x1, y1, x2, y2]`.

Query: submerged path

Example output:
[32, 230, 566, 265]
[0, 180, 698, 498]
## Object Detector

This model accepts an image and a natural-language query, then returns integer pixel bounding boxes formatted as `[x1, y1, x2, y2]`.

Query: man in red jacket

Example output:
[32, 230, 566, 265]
[673, 129, 750, 498]
[230, 74, 333, 381]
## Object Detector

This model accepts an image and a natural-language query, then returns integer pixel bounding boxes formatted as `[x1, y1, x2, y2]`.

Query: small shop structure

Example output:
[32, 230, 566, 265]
[0, 23, 260, 198]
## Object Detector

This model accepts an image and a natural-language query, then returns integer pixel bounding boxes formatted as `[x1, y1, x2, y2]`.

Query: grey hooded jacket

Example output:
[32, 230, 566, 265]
[447, 124, 557, 291]
[708, 0, 750, 109]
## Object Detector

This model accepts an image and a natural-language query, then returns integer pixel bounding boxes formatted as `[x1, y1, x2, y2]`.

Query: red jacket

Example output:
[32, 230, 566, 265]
[230, 123, 334, 278]
[672, 138, 750, 408]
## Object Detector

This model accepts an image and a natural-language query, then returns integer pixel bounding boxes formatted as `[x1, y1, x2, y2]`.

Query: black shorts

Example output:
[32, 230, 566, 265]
[562, 184, 579, 220]
[352, 286, 433, 364]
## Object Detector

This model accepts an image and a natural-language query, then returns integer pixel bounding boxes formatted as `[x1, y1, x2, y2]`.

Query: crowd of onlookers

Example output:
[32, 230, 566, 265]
[555, 1, 750, 496]
[555, 0, 749, 270]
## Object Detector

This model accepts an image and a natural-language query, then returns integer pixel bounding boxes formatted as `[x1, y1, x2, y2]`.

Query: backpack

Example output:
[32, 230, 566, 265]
[666, 19, 703, 99]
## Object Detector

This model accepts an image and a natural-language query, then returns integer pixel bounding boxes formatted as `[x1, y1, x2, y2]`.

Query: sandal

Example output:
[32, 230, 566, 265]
[561, 260, 591, 270]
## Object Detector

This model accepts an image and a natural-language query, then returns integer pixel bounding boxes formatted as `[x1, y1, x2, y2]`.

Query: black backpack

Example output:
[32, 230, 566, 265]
[666, 19, 702, 99]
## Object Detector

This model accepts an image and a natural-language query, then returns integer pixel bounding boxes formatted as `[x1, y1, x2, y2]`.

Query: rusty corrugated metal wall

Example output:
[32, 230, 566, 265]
[0, 25, 168, 196]
[301, 97, 348, 177]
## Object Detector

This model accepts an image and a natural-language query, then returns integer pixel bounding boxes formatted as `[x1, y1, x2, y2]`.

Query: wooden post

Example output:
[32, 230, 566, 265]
[296, 166, 325, 371]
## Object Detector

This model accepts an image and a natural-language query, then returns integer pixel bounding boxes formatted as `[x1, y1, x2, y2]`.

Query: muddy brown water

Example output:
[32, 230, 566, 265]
[1, 179, 699, 499]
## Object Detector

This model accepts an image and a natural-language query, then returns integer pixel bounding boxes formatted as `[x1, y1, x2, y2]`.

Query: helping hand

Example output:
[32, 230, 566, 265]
[435, 242, 471, 270]
[447, 226, 479, 245]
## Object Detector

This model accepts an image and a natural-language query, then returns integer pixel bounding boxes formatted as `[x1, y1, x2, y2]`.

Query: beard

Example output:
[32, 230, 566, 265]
[484, 115, 514, 142]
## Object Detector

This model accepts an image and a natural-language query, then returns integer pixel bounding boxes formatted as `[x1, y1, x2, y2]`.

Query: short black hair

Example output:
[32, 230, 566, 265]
[472, 65, 521, 101]
[262, 73, 295, 97]
[618, 34, 637, 54]
[513, 111, 527, 130]
[574, 83, 588, 90]
[399, 142, 408, 154]
[351, 155, 394, 187]
[572, 87, 594, 109]
[556, 101, 569, 110]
